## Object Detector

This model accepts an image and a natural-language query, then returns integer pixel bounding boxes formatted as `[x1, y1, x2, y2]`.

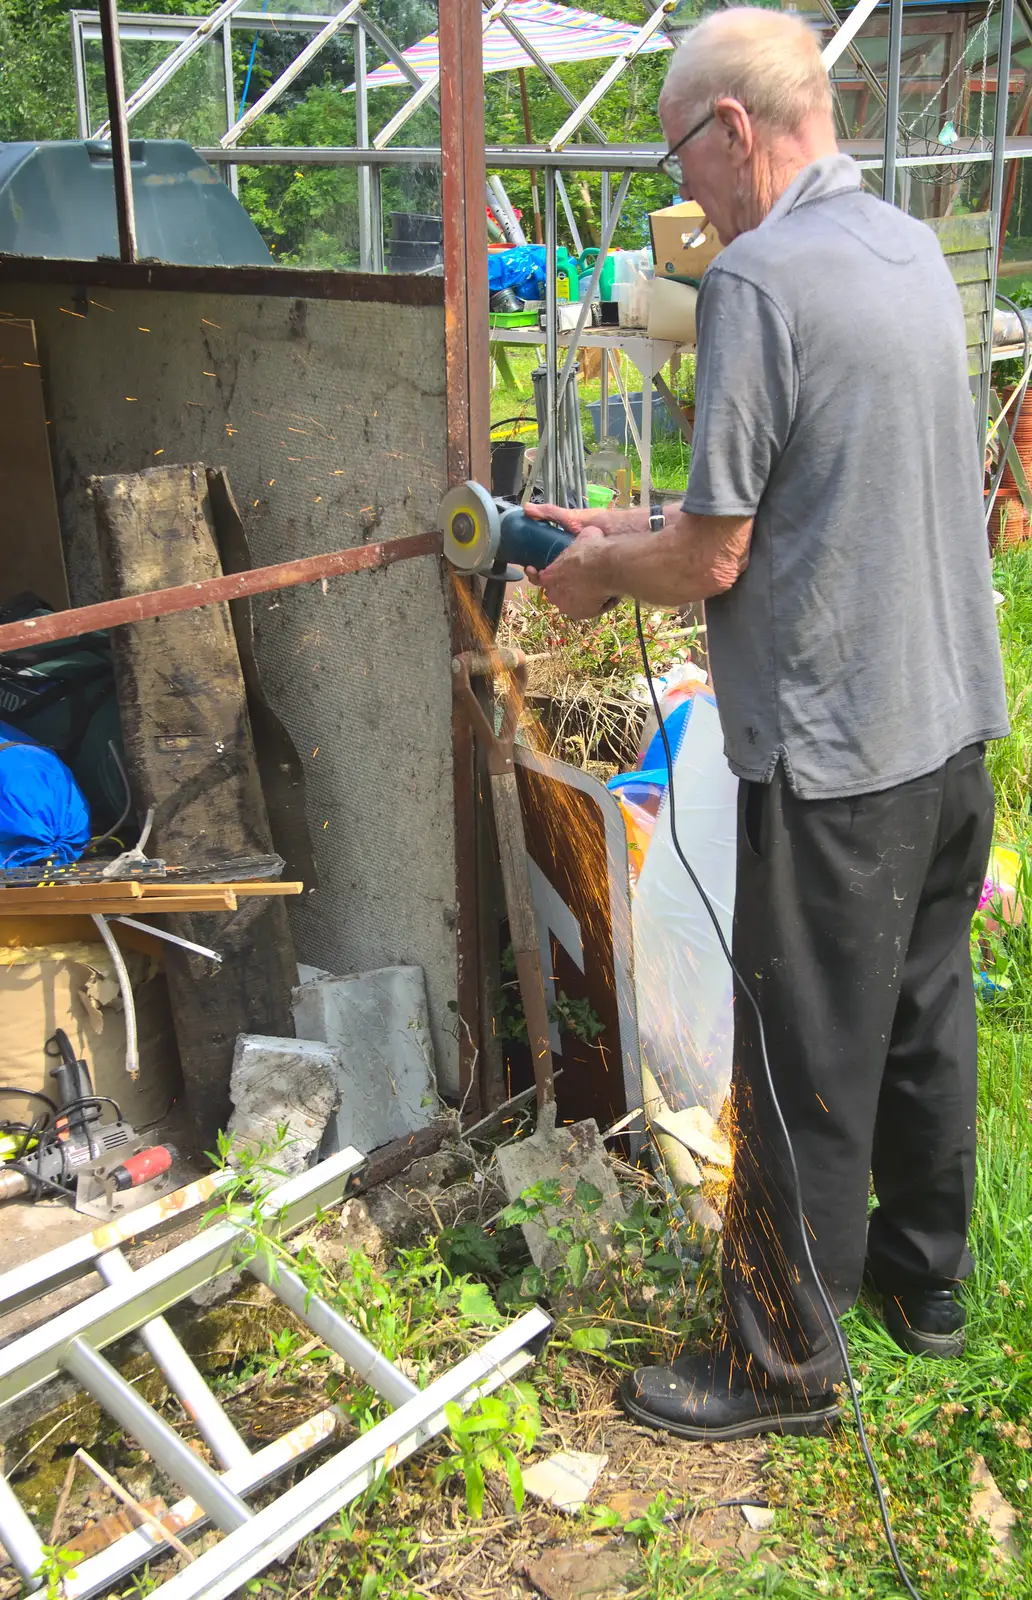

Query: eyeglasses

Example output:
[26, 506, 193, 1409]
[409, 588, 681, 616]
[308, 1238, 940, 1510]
[658, 110, 715, 185]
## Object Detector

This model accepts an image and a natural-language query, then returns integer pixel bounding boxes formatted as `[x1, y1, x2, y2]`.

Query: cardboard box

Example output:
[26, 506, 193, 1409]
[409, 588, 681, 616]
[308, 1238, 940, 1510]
[0, 940, 183, 1126]
[649, 201, 723, 281]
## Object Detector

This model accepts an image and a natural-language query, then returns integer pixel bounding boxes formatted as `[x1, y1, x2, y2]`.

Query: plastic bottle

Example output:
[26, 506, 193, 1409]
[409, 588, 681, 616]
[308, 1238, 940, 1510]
[555, 247, 579, 302]
[579, 247, 617, 301]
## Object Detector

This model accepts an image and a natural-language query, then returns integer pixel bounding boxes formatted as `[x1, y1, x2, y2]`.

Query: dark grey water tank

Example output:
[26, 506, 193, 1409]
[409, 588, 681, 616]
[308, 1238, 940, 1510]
[0, 140, 273, 266]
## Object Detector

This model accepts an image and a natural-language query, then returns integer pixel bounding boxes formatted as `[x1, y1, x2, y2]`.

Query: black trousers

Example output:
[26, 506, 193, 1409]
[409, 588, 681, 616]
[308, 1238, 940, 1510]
[721, 744, 994, 1398]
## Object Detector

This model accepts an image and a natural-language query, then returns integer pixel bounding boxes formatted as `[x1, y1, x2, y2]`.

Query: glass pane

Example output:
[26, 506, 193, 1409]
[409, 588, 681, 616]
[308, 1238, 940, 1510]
[84, 34, 227, 146]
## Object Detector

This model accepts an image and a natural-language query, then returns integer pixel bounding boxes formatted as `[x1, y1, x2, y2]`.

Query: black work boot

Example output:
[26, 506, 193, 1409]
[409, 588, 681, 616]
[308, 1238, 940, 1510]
[620, 1349, 840, 1442]
[880, 1287, 966, 1359]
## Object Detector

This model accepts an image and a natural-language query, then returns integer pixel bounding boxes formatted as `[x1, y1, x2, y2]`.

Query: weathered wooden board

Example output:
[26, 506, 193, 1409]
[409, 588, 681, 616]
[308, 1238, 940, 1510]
[91, 463, 297, 1153]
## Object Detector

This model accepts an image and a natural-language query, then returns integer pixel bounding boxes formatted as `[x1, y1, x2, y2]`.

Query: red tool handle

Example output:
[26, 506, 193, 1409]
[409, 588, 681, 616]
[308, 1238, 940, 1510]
[112, 1145, 176, 1190]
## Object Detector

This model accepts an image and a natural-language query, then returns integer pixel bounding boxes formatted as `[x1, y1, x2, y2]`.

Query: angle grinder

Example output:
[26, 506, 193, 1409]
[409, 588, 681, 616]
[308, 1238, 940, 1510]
[439, 481, 575, 578]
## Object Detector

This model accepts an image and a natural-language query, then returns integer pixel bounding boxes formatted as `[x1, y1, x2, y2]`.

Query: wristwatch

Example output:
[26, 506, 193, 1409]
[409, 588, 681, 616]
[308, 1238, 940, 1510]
[648, 503, 666, 532]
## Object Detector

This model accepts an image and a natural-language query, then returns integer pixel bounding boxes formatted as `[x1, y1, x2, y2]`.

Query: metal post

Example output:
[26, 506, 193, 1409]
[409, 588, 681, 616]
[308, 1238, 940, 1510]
[600, 172, 610, 441]
[557, 168, 631, 406]
[548, 2, 672, 151]
[984, 0, 1016, 440]
[355, 21, 372, 271]
[222, 0, 366, 147]
[376, 0, 510, 151]
[98, 0, 251, 135]
[555, 172, 584, 255]
[96, 1251, 252, 1471]
[62, 1338, 253, 1532]
[544, 166, 560, 504]
[245, 1257, 419, 1408]
[440, 0, 491, 485]
[0, 1473, 44, 1591]
[221, 21, 239, 195]
[440, 0, 490, 1116]
[98, 0, 137, 263]
[71, 11, 91, 138]
[882, 0, 903, 205]
[370, 163, 384, 272]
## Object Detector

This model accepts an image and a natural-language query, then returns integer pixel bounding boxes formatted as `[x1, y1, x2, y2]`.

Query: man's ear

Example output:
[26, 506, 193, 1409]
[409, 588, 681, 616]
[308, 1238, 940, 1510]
[715, 97, 753, 167]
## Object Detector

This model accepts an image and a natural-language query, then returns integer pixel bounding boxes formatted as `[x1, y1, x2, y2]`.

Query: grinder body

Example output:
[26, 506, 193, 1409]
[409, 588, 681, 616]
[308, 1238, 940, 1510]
[440, 480, 576, 576]
[497, 506, 575, 572]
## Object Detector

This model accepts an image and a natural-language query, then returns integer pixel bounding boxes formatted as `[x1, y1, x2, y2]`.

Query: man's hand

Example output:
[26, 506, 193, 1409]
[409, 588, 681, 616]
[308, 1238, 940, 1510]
[526, 502, 649, 540]
[526, 527, 614, 620]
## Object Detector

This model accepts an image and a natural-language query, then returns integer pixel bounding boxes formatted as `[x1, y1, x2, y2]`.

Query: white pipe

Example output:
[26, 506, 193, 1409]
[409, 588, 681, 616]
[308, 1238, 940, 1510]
[820, 0, 883, 69]
[114, 916, 223, 964]
[91, 914, 140, 1080]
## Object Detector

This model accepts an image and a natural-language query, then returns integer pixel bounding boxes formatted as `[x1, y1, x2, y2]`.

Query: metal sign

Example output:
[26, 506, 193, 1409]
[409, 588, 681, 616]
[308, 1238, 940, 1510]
[515, 746, 641, 1136]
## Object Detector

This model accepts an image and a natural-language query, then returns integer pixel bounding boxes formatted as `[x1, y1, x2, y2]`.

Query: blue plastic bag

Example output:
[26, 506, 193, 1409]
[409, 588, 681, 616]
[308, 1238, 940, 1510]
[0, 720, 91, 869]
[488, 245, 547, 300]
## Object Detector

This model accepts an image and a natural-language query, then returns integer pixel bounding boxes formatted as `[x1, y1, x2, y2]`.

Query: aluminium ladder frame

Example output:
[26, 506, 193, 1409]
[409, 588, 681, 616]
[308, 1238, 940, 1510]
[0, 1150, 551, 1598]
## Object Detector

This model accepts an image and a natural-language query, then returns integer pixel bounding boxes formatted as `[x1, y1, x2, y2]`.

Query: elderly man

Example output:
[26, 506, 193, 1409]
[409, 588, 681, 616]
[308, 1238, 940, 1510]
[528, 6, 1007, 1440]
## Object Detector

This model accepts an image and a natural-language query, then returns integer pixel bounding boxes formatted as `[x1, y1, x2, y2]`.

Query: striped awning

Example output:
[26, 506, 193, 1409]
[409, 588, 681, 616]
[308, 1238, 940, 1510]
[352, 1, 672, 88]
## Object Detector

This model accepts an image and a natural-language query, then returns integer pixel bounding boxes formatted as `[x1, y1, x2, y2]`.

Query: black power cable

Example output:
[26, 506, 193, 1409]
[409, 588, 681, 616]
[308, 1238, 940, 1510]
[633, 601, 923, 1600]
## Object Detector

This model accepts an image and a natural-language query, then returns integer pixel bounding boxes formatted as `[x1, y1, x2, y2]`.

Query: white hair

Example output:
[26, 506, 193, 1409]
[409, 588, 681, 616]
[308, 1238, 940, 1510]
[661, 7, 833, 134]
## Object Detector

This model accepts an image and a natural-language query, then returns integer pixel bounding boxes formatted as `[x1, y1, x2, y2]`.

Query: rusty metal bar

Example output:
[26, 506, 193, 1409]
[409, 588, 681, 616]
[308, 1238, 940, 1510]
[440, 0, 490, 486]
[0, 531, 441, 656]
[98, 0, 137, 263]
[441, 0, 492, 1115]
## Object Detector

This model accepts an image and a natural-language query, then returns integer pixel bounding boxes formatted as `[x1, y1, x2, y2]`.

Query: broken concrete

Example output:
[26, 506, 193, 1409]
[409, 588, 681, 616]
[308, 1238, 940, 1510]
[524, 1450, 608, 1513]
[495, 1108, 625, 1276]
[225, 1035, 341, 1175]
[292, 966, 440, 1157]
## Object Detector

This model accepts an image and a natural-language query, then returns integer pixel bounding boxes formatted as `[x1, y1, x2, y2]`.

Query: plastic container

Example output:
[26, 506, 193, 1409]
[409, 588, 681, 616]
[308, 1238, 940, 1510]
[586, 484, 615, 509]
[612, 247, 654, 286]
[490, 440, 526, 499]
[587, 390, 677, 445]
[580, 247, 618, 301]
[616, 265, 653, 329]
[0, 140, 272, 265]
[556, 246, 580, 302]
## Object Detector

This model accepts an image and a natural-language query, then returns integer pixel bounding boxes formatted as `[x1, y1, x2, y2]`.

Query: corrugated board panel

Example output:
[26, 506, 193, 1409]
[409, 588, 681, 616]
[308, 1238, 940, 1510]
[0, 284, 460, 1092]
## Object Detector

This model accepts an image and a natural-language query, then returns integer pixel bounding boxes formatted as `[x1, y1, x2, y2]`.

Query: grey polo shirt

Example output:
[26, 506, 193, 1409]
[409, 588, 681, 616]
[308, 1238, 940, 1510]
[684, 153, 1008, 799]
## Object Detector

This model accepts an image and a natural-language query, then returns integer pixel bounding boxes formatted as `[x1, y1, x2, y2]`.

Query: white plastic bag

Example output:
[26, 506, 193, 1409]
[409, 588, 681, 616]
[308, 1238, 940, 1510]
[631, 692, 738, 1118]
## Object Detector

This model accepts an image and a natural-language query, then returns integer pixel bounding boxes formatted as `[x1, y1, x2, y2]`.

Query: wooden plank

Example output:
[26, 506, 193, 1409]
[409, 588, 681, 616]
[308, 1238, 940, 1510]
[138, 881, 303, 897]
[91, 463, 298, 1154]
[958, 280, 991, 315]
[0, 319, 71, 611]
[965, 310, 989, 348]
[926, 212, 994, 253]
[943, 248, 992, 286]
[0, 896, 237, 915]
[0, 881, 145, 900]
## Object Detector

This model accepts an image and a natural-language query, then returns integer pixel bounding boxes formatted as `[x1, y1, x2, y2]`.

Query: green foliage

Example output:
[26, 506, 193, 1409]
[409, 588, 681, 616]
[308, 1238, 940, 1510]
[34, 1544, 82, 1600]
[482, 1175, 718, 1360]
[432, 1387, 540, 1517]
[0, 0, 77, 141]
[493, 941, 606, 1046]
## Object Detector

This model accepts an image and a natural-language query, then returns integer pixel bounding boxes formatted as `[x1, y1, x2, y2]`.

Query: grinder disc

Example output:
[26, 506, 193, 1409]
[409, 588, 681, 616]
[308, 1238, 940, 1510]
[439, 481, 500, 574]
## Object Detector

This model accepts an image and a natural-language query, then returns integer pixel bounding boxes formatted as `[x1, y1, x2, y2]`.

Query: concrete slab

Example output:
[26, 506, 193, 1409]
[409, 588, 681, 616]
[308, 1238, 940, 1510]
[226, 1034, 341, 1174]
[292, 966, 440, 1158]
